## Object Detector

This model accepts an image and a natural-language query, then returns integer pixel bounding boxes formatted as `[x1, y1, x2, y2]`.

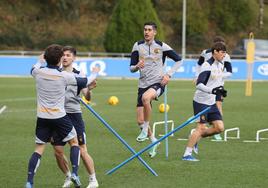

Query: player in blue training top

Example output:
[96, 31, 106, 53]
[51, 46, 99, 188]
[130, 21, 182, 158]
[182, 42, 228, 161]
[25, 44, 89, 188]
[195, 36, 232, 141]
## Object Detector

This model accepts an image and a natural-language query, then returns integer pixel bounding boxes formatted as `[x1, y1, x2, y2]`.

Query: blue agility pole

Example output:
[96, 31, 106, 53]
[80, 99, 158, 176]
[106, 107, 211, 175]
[164, 85, 168, 159]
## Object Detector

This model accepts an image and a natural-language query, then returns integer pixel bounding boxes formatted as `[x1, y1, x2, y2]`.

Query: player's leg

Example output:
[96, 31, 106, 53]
[57, 116, 81, 187]
[26, 144, 46, 188]
[136, 88, 148, 142]
[53, 144, 72, 188]
[201, 103, 224, 137]
[182, 101, 209, 161]
[26, 118, 50, 187]
[69, 113, 99, 188]
[213, 96, 223, 140]
[79, 144, 99, 188]
[143, 84, 164, 158]
[202, 120, 224, 137]
[182, 122, 206, 161]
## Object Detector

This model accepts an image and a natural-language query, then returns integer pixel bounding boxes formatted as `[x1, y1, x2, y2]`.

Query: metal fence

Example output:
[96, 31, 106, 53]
[0, 50, 246, 59]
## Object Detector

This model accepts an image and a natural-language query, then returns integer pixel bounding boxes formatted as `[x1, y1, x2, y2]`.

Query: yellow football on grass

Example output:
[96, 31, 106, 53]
[108, 96, 119, 105]
[159, 103, 170, 113]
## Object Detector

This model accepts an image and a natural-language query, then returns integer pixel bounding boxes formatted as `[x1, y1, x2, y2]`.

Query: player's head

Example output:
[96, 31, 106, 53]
[44, 44, 63, 66]
[144, 21, 157, 42]
[212, 42, 226, 62]
[62, 46, 76, 68]
[213, 36, 225, 44]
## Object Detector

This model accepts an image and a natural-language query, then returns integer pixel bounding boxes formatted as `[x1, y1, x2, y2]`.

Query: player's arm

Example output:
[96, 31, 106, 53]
[196, 70, 213, 93]
[223, 61, 232, 79]
[30, 54, 46, 76]
[222, 54, 232, 79]
[81, 79, 97, 101]
[195, 56, 205, 78]
[161, 43, 182, 85]
[194, 50, 206, 83]
[196, 69, 227, 97]
[130, 42, 144, 72]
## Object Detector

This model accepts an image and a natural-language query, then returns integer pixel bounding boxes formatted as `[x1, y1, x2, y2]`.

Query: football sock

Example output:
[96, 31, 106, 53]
[143, 121, 149, 133]
[89, 173, 97, 181]
[183, 147, 193, 157]
[149, 135, 157, 143]
[70, 146, 80, 176]
[66, 171, 71, 178]
[27, 152, 41, 184]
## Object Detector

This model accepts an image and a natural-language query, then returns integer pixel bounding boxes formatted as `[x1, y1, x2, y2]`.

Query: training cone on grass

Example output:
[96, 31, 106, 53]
[108, 96, 119, 105]
[159, 103, 170, 113]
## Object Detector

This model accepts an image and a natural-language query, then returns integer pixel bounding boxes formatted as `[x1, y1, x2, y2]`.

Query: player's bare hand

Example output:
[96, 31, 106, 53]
[91, 66, 100, 74]
[161, 74, 170, 86]
[88, 79, 97, 90]
[136, 59, 145, 69]
[39, 53, 46, 63]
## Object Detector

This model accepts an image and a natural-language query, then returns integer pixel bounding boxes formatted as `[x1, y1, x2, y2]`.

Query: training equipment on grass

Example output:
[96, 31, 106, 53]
[243, 128, 268, 142]
[177, 128, 196, 141]
[159, 103, 170, 113]
[163, 85, 169, 159]
[108, 96, 119, 105]
[80, 99, 158, 176]
[106, 107, 211, 175]
[210, 127, 240, 142]
[224, 127, 240, 141]
[152, 120, 175, 137]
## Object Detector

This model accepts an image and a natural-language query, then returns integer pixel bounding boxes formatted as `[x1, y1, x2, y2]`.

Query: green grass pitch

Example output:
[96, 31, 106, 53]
[0, 77, 267, 188]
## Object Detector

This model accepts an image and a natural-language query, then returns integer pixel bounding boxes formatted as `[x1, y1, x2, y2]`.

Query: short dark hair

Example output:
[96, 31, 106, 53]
[44, 44, 63, 65]
[63, 46, 77, 56]
[213, 36, 225, 43]
[211, 42, 226, 53]
[144, 21, 157, 30]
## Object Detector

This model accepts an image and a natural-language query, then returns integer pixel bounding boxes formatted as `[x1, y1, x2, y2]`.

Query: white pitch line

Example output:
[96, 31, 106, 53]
[0, 97, 35, 102]
[243, 140, 259, 143]
[0, 105, 7, 114]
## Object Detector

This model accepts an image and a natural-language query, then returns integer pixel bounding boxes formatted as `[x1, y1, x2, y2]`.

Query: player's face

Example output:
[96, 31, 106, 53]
[214, 50, 226, 62]
[144, 25, 156, 42]
[62, 50, 75, 68]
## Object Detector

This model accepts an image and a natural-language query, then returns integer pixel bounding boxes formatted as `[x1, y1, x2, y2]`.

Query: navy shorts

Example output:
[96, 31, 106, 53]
[36, 115, 76, 144]
[137, 83, 165, 107]
[193, 101, 222, 123]
[51, 113, 86, 146]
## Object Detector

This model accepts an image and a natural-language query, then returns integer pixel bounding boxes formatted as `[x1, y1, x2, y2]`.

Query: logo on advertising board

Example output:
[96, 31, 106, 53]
[257, 64, 268, 76]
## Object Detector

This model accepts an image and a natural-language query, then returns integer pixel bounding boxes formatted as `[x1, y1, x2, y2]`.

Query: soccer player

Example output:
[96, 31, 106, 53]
[130, 21, 182, 158]
[182, 42, 228, 161]
[51, 46, 99, 188]
[25, 44, 88, 188]
[195, 36, 232, 141]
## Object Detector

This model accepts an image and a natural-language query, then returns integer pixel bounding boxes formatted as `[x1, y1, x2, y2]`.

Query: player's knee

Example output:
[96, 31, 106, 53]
[68, 137, 79, 146]
[215, 124, 224, 133]
[141, 95, 150, 105]
[217, 126, 224, 133]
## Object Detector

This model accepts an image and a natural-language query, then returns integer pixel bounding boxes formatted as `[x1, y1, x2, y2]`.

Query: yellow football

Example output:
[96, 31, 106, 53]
[108, 96, 119, 105]
[159, 103, 170, 113]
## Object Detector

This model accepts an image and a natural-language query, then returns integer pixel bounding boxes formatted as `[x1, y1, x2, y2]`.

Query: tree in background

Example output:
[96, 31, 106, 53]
[104, 0, 164, 53]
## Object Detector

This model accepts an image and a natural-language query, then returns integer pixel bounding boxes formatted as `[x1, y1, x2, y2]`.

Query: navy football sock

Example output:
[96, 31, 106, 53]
[27, 152, 41, 184]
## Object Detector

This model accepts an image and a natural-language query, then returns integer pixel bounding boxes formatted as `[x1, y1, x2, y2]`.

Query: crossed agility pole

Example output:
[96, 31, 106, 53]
[80, 99, 158, 176]
[81, 98, 210, 176]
